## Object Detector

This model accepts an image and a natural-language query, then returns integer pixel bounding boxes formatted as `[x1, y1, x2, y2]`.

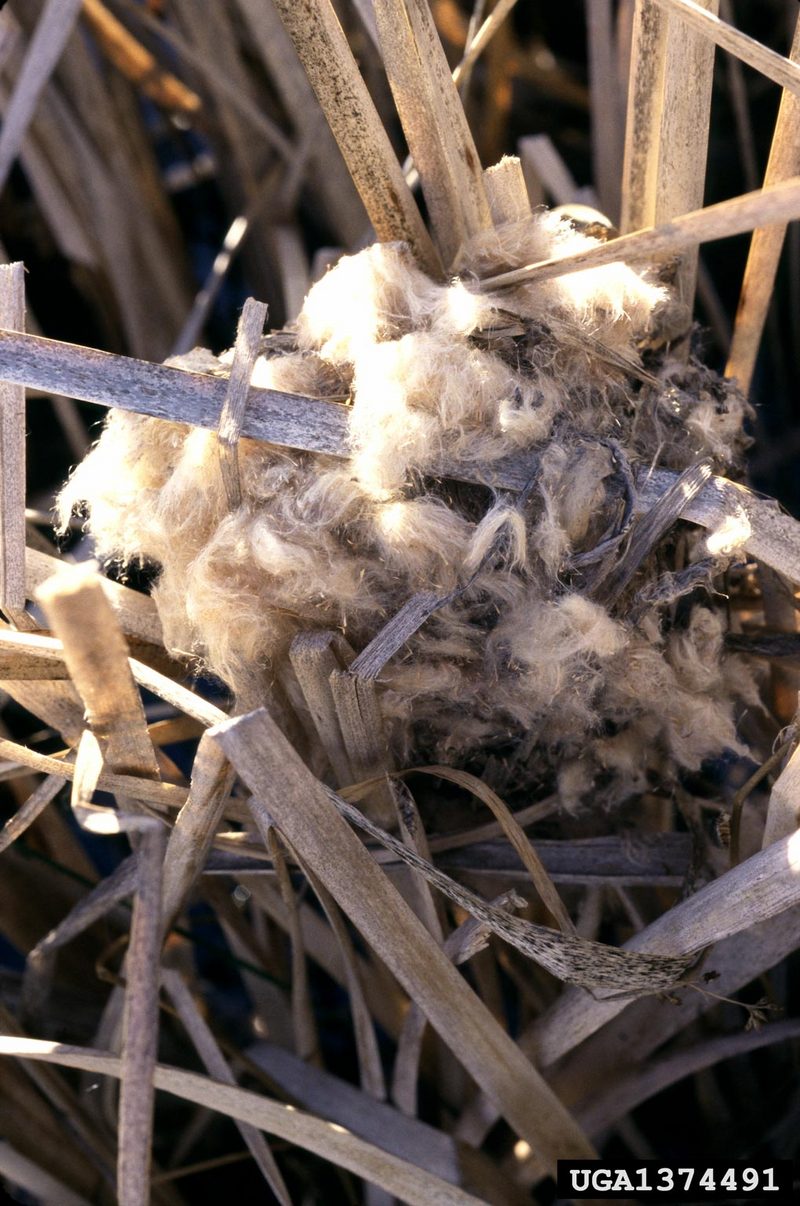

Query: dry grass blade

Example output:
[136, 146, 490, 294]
[481, 173, 800, 290]
[558, 905, 800, 1103]
[0, 263, 30, 627]
[81, 0, 200, 114]
[171, 212, 252, 356]
[652, 0, 800, 97]
[329, 785, 691, 992]
[390, 779, 447, 943]
[452, 0, 519, 88]
[287, 842, 387, 1101]
[0, 1140, 92, 1206]
[533, 828, 800, 1067]
[409, 765, 575, 934]
[36, 567, 160, 779]
[636, 466, 800, 584]
[23, 854, 137, 1017]
[372, 0, 491, 265]
[453, 0, 488, 101]
[257, 820, 319, 1062]
[347, 592, 445, 680]
[460, 904, 800, 1147]
[0, 1038, 485, 1206]
[250, 1039, 457, 1183]
[426, 794, 559, 853]
[118, 819, 167, 1206]
[25, 548, 163, 645]
[0, 0, 84, 194]
[212, 706, 597, 1169]
[161, 969, 292, 1205]
[392, 892, 518, 1118]
[578, 1017, 800, 1136]
[727, 16, 800, 391]
[0, 735, 187, 811]
[127, 658, 225, 729]
[0, 773, 63, 854]
[270, 0, 440, 275]
[217, 298, 268, 510]
[160, 734, 235, 929]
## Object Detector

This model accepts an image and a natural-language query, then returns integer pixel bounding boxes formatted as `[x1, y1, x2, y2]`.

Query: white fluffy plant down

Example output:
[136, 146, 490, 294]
[58, 208, 758, 808]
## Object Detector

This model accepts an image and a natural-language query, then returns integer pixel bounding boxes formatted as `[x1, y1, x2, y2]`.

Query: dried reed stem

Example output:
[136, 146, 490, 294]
[270, 0, 441, 276]
[652, 0, 800, 96]
[213, 706, 597, 1171]
[726, 15, 800, 391]
[373, 0, 491, 266]
[0, 0, 84, 194]
[482, 173, 800, 290]
[0, 1038, 485, 1206]
[0, 264, 28, 625]
[216, 298, 267, 510]
[586, 0, 622, 221]
[117, 819, 167, 1206]
[36, 569, 161, 778]
[82, 0, 200, 114]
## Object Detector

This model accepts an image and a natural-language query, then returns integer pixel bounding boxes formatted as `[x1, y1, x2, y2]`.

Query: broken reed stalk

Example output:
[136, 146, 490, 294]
[483, 170, 800, 291]
[647, 0, 718, 312]
[36, 568, 161, 779]
[270, 0, 441, 276]
[620, 0, 667, 232]
[372, 0, 492, 265]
